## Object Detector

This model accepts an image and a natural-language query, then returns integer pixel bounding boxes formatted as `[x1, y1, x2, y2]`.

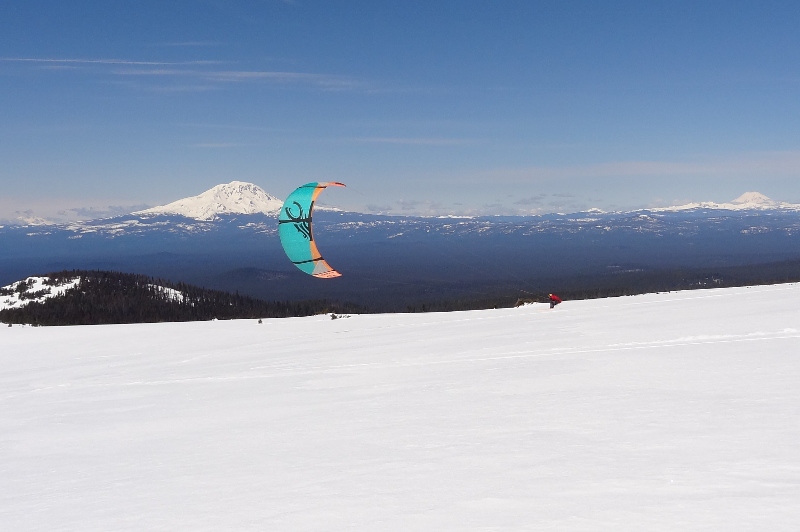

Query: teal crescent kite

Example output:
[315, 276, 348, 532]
[278, 182, 345, 278]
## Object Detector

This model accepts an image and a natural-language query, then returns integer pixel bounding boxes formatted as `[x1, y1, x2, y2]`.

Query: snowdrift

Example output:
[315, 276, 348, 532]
[2, 284, 799, 530]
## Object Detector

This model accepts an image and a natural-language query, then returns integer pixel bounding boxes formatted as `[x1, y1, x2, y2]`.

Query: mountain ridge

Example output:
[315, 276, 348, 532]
[137, 183, 800, 220]
[6, 182, 800, 228]
[650, 191, 800, 213]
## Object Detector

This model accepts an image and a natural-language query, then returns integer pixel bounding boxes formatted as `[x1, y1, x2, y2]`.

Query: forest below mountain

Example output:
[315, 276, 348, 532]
[2, 256, 800, 326]
[400, 257, 800, 312]
[0, 270, 363, 326]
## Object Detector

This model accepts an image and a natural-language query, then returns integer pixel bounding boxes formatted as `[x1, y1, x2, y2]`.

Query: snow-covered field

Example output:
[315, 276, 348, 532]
[2, 284, 800, 530]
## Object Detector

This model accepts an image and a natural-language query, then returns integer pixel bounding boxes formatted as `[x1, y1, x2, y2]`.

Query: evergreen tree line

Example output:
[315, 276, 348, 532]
[0, 270, 363, 326]
[402, 258, 800, 312]
[3, 258, 799, 324]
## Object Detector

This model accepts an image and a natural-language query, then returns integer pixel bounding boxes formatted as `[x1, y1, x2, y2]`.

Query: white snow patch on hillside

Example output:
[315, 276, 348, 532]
[147, 284, 185, 303]
[0, 276, 80, 311]
[135, 181, 284, 220]
[2, 284, 800, 529]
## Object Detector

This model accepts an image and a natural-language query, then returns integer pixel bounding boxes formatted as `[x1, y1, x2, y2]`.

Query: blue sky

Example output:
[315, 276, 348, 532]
[2, 1, 800, 220]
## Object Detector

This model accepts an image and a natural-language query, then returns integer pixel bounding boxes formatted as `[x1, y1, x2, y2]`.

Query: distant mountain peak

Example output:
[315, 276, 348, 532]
[135, 181, 283, 220]
[730, 191, 776, 206]
[651, 191, 799, 213]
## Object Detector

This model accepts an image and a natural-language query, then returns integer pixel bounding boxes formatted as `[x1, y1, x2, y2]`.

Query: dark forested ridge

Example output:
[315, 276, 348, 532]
[0, 270, 363, 326]
[3, 257, 800, 325]
[400, 257, 800, 312]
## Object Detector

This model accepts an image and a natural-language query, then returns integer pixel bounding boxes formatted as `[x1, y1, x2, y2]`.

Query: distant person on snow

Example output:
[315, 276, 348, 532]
[549, 293, 562, 309]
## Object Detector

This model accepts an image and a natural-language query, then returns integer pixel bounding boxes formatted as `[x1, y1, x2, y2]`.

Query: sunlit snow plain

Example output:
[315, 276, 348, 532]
[2, 284, 800, 530]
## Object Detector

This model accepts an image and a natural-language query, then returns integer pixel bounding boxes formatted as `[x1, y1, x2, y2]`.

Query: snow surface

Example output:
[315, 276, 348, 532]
[0, 276, 80, 311]
[134, 181, 284, 220]
[2, 284, 800, 530]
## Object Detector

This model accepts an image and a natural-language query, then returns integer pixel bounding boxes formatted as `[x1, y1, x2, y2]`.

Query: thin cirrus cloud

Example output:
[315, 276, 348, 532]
[152, 41, 224, 47]
[0, 57, 221, 66]
[2, 57, 360, 90]
[472, 151, 800, 182]
[113, 68, 359, 89]
[175, 122, 283, 132]
[190, 142, 251, 148]
[350, 137, 474, 146]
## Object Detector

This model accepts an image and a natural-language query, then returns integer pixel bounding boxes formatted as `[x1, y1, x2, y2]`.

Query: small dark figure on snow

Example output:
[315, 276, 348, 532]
[548, 293, 562, 309]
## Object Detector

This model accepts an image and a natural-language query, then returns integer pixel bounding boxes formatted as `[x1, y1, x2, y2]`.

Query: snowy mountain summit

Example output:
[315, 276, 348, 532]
[135, 181, 284, 221]
[653, 191, 800, 212]
[730, 191, 781, 208]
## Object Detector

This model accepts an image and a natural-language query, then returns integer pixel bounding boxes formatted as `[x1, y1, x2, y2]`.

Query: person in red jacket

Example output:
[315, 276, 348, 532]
[548, 293, 562, 309]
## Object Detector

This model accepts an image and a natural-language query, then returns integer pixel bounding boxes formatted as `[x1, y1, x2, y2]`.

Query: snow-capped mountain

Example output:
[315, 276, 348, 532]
[8, 184, 800, 232]
[652, 192, 800, 212]
[4, 184, 800, 302]
[4, 186, 800, 245]
[134, 184, 800, 220]
[135, 181, 284, 221]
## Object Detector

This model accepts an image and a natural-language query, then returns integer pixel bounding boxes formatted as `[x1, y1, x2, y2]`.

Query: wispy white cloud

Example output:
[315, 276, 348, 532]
[4, 57, 364, 91]
[175, 123, 282, 132]
[0, 198, 152, 224]
[114, 67, 359, 89]
[153, 41, 224, 47]
[98, 77, 220, 93]
[66, 205, 151, 219]
[350, 137, 474, 146]
[471, 150, 800, 182]
[0, 57, 221, 66]
[190, 142, 249, 148]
